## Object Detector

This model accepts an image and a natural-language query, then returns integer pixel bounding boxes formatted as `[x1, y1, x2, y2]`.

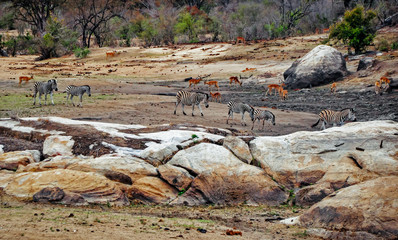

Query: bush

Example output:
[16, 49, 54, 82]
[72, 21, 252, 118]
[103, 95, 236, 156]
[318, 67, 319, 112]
[74, 47, 90, 58]
[377, 39, 389, 51]
[329, 5, 377, 54]
[391, 41, 398, 50]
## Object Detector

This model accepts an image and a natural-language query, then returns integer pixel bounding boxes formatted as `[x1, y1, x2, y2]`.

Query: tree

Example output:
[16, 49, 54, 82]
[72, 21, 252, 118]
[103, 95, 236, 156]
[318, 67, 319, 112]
[329, 5, 376, 54]
[67, 0, 124, 48]
[3, 0, 65, 36]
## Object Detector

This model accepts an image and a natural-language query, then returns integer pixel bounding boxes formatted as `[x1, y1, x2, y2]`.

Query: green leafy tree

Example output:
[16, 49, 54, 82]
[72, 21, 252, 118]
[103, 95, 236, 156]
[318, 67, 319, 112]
[175, 11, 205, 43]
[329, 5, 377, 54]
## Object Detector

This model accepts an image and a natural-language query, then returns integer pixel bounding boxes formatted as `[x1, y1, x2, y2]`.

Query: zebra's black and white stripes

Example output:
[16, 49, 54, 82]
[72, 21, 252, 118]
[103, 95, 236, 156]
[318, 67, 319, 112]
[251, 109, 275, 130]
[65, 85, 92, 107]
[311, 108, 356, 130]
[33, 79, 58, 106]
[174, 90, 209, 116]
[226, 101, 254, 126]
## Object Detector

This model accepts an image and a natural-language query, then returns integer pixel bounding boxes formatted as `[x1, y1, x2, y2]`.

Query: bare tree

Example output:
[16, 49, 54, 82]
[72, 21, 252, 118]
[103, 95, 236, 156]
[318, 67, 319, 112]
[3, 0, 65, 36]
[67, 0, 124, 48]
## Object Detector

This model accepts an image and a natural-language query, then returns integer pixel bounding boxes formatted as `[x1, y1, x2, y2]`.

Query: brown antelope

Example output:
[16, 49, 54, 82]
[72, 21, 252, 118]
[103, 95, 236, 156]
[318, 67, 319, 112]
[19, 75, 34, 85]
[281, 89, 288, 100]
[236, 36, 245, 44]
[229, 76, 242, 86]
[204, 80, 219, 90]
[331, 82, 337, 93]
[323, 28, 330, 33]
[209, 91, 221, 102]
[242, 68, 256, 72]
[106, 51, 116, 58]
[188, 78, 202, 88]
[375, 81, 381, 95]
[380, 76, 391, 85]
[265, 83, 285, 95]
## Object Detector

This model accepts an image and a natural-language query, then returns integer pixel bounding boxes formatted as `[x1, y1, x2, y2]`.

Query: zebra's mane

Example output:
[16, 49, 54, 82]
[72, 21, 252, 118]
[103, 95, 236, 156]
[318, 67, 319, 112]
[340, 108, 354, 112]
[82, 85, 91, 89]
[195, 91, 209, 99]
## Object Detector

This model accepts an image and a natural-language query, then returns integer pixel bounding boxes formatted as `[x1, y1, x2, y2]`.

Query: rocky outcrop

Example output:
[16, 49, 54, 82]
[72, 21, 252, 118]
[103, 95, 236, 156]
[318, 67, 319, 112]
[357, 57, 376, 71]
[223, 136, 253, 164]
[0, 169, 129, 205]
[0, 150, 40, 171]
[0, 116, 397, 238]
[128, 176, 179, 204]
[43, 135, 74, 157]
[283, 45, 348, 89]
[299, 176, 398, 240]
[171, 167, 287, 206]
[250, 120, 398, 190]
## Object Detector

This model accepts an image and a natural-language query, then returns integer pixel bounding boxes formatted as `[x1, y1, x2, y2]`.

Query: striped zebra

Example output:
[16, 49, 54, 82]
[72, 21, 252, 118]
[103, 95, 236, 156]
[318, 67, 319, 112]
[226, 101, 254, 126]
[65, 85, 92, 107]
[251, 109, 275, 130]
[311, 108, 356, 130]
[33, 79, 58, 106]
[173, 90, 209, 116]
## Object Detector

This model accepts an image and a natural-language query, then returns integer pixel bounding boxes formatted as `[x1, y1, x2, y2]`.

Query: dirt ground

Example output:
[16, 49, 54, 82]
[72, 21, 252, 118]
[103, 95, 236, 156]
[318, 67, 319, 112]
[0, 29, 397, 239]
[0, 192, 320, 240]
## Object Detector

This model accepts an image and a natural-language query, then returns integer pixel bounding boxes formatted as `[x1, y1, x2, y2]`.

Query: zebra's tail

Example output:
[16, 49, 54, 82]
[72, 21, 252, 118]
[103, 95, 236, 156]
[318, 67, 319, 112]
[311, 119, 320, 128]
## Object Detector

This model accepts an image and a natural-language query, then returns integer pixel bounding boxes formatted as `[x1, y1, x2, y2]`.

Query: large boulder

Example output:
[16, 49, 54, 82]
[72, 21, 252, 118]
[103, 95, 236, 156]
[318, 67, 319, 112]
[171, 167, 288, 206]
[128, 176, 179, 204]
[0, 169, 129, 206]
[167, 143, 288, 205]
[250, 120, 398, 190]
[283, 45, 347, 89]
[19, 154, 158, 183]
[0, 150, 40, 171]
[43, 135, 74, 157]
[299, 176, 398, 239]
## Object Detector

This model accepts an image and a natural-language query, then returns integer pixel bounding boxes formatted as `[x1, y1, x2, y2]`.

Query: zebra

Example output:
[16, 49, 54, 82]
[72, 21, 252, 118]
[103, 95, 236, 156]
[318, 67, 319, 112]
[311, 108, 356, 130]
[251, 109, 275, 130]
[33, 79, 58, 106]
[65, 85, 92, 107]
[226, 101, 254, 126]
[173, 90, 209, 116]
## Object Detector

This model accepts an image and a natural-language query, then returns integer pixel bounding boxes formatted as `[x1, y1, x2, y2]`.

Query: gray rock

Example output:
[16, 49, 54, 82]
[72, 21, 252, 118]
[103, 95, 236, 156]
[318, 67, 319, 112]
[283, 45, 347, 89]
[223, 136, 253, 164]
[357, 57, 376, 71]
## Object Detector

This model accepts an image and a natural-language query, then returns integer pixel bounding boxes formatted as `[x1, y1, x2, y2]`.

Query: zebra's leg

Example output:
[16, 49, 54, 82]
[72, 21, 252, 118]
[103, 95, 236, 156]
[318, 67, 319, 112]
[197, 103, 204, 116]
[226, 110, 233, 124]
[33, 91, 37, 105]
[44, 93, 48, 106]
[182, 104, 187, 115]
[39, 92, 43, 106]
[70, 95, 75, 106]
[262, 119, 265, 130]
[241, 112, 246, 126]
[251, 119, 256, 130]
[79, 95, 83, 107]
[173, 101, 180, 115]
[321, 121, 326, 130]
[50, 92, 55, 106]
[192, 104, 195, 116]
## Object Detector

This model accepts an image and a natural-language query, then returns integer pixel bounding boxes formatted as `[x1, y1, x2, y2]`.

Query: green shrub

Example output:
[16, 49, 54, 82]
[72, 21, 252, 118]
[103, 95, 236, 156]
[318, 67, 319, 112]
[391, 41, 398, 50]
[74, 47, 90, 58]
[329, 5, 376, 54]
[377, 39, 389, 51]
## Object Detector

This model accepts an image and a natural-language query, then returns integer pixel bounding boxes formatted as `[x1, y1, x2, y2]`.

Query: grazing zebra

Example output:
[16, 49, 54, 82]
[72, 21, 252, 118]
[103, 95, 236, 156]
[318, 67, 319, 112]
[251, 109, 275, 130]
[33, 79, 58, 106]
[311, 108, 356, 130]
[174, 90, 209, 116]
[226, 101, 254, 126]
[65, 85, 92, 107]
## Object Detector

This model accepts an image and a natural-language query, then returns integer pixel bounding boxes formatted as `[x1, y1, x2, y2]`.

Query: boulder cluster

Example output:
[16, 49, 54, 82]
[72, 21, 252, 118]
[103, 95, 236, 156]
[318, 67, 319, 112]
[0, 117, 397, 239]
